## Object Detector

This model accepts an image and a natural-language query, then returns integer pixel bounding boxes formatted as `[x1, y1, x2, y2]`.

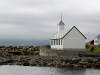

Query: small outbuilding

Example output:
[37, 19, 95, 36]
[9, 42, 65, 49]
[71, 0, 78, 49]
[50, 17, 86, 51]
[94, 34, 100, 45]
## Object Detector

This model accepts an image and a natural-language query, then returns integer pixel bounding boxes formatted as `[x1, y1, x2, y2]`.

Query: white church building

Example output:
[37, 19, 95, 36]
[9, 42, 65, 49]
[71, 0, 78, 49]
[50, 16, 86, 51]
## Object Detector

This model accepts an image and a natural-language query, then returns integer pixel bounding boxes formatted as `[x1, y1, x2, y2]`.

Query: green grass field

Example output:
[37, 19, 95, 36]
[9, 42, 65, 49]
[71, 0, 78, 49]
[86, 47, 100, 52]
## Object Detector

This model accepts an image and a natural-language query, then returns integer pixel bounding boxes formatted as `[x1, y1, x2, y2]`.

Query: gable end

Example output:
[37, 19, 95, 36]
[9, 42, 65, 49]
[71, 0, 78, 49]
[62, 26, 87, 39]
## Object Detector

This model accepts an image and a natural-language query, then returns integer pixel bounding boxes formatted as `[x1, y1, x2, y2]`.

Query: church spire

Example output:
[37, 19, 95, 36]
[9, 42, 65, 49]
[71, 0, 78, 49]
[58, 13, 65, 31]
[61, 13, 62, 21]
[58, 13, 65, 25]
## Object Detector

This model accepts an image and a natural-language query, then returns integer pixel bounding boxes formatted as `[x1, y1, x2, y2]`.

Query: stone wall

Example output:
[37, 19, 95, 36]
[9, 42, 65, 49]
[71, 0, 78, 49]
[40, 47, 100, 57]
[40, 47, 79, 58]
[0, 46, 40, 57]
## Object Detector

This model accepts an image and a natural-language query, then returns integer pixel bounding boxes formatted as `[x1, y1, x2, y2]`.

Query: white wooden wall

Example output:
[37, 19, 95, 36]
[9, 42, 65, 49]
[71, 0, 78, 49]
[94, 38, 98, 45]
[50, 40, 63, 50]
[63, 27, 85, 51]
[98, 39, 100, 45]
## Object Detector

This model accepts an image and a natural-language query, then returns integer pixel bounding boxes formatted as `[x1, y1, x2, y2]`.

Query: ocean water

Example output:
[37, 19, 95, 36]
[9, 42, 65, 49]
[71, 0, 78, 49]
[0, 65, 100, 75]
[0, 40, 49, 46]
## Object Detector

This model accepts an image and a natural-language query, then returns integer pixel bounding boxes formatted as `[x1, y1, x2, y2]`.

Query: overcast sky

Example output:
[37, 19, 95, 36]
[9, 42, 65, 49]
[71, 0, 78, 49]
[0, 0, 100, 42]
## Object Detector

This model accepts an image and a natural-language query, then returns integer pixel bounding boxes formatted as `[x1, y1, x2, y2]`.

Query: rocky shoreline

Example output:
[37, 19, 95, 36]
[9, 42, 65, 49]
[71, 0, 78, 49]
[1, 56, 100, 69]
[0, 46, 100, 69]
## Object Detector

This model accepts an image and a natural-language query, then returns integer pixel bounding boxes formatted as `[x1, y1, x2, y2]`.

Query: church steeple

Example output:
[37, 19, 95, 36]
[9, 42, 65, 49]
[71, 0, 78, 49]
[58, 13, 65, 31]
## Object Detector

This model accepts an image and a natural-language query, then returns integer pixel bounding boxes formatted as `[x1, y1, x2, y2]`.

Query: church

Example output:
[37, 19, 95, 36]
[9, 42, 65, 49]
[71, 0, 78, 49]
[50, 15, 86, 51]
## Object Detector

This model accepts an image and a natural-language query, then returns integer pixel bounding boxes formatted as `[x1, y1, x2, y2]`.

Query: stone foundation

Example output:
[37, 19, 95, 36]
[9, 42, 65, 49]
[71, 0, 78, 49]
[40, 47, 79, 58]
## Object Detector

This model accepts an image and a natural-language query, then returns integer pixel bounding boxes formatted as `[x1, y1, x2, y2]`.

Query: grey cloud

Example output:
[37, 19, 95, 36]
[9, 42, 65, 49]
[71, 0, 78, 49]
[0, 0, 100, 42]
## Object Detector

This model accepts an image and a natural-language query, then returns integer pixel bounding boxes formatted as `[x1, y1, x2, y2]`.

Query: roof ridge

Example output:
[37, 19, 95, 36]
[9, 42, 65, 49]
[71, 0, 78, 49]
[62, 26, 87, 39]
[50, 26, 87, 40]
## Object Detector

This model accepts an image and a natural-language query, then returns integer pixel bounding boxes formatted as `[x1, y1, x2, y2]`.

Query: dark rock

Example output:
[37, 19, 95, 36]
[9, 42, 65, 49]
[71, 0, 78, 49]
[23, 61, 29, 66]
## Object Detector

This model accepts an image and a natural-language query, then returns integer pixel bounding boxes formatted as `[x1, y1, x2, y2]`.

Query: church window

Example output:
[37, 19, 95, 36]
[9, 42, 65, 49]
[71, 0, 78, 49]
[61, 40, 62, 45]
[54, 40, 55, 45]
[51, 40, 53, 45]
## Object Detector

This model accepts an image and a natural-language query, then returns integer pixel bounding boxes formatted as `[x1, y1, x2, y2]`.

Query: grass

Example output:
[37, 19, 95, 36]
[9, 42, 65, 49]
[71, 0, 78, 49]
[86, 47, 100, 52]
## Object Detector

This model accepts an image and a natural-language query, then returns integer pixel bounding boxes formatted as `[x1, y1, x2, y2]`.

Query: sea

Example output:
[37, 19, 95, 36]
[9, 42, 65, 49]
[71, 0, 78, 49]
[0, 65, 100, 75]
[0, 40, 49, 46]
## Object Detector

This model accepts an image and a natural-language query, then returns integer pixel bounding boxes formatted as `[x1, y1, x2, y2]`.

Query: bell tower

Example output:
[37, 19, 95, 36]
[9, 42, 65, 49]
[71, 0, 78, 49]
[58, 13, 65, 31]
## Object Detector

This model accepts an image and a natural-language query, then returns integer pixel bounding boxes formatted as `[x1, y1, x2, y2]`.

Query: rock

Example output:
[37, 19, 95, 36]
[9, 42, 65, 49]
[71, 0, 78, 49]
[23, 62, 29, 66]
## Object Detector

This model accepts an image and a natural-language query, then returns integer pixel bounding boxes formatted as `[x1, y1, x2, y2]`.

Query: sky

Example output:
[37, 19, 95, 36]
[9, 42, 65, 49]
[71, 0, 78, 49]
[0, 0, 100, 45]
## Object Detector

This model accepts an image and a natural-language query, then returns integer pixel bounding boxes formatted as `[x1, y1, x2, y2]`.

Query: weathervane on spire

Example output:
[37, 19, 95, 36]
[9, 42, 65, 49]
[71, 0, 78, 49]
[58, 13, 65, 26]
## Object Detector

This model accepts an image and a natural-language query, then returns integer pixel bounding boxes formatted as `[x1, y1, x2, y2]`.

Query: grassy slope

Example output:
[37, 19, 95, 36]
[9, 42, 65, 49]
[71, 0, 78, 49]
[86, 47, 100, 52]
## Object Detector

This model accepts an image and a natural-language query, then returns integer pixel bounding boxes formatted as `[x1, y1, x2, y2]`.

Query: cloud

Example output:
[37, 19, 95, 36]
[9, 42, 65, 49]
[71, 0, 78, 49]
[0, 0, 100, 43]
